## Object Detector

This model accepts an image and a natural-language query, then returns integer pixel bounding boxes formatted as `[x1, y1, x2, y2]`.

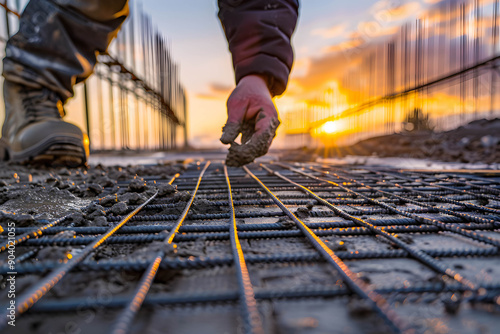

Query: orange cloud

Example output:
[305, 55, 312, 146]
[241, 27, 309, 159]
[196, 82, 233, 100]
[291, 52, 356, 95]
[371, 1, 422, 23]
[322, 35, 365, 53]
[387, 2, 422, 21]
[311, 23, 348, 39]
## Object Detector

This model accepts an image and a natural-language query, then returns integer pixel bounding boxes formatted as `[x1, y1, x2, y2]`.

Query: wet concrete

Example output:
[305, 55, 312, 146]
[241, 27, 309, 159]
[223, 117, 280, 167]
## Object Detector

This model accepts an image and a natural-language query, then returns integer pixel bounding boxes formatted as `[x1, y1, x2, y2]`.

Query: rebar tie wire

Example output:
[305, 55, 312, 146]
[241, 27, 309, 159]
[242, 166, 411, 334]
[111, 161, 210, 334]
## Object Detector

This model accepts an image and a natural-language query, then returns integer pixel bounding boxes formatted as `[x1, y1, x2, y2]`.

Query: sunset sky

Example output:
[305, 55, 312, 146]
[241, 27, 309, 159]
[142, 0, 442, 148]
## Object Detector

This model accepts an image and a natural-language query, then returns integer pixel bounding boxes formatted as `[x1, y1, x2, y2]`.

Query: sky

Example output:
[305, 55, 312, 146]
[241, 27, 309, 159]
[140, 0, 441, 149]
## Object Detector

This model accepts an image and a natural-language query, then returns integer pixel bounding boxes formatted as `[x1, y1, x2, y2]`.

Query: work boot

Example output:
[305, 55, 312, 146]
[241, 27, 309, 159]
[0, 81, 88, 167]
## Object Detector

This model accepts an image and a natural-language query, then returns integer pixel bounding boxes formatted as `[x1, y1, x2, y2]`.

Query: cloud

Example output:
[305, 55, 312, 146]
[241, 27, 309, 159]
[371, 1, 422, 24]
[386, 2, 422, 21]
[320, 35, 364, 54]
[357, 21, 400, 39]
[196, 82, 233, 99]
[311, 23, 348, 39]
[287, 0, 450, 99]
[208, 83, 233, 94]
[290, 51, 358, 95]
[290, 29, 375, 95]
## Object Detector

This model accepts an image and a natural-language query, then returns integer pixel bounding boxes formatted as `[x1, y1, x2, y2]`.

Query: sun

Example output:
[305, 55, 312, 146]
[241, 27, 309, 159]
[321, 121, 338, 134]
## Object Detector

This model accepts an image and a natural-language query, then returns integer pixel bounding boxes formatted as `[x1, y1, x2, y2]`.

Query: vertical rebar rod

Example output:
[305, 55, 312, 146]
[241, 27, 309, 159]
[183, 92, 188, 147]
[108, 75, 116, 150]
[491, 0, 499, 116]
[474, 0, 479, 116]
[3, 0, 10, 37]
[135, 90, 140, 150]
[97, 74, 105, 150]
[83, 82, 91, 151]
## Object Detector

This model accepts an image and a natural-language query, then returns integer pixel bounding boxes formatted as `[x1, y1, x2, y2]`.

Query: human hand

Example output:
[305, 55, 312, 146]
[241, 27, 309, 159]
[220, 75, 280, 167]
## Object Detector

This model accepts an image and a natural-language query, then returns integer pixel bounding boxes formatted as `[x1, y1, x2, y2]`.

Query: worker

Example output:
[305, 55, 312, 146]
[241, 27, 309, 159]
[0, 0, 298, 167]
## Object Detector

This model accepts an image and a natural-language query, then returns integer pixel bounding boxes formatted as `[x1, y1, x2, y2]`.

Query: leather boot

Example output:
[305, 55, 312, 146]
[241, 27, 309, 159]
[0, 80, 88, 166]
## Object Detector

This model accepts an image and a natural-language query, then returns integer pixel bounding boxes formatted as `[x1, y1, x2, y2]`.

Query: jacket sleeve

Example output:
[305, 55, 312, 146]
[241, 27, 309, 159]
[218, 0, 299, 97]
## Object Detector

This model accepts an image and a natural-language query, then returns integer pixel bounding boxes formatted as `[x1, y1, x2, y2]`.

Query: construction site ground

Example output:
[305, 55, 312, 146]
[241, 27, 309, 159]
[0, 153, 499, 334]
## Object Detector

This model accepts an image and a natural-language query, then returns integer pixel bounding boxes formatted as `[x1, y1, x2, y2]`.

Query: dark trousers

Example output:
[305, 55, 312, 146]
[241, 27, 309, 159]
[3, 0, 129, 102]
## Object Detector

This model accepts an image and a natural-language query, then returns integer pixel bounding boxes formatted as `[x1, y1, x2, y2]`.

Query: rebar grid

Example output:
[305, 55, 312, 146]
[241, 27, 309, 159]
[110, 163, 209, 334]
[0, 185, 161, 331]
[0, 162, 499, 334]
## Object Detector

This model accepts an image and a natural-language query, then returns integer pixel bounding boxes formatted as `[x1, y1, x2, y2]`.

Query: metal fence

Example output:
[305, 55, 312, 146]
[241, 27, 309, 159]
[284, 0, 500, 148]
[0, 0, 187, 152]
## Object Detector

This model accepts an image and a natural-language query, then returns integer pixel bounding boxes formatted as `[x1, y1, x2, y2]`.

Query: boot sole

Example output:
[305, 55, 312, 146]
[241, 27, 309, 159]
[1, 135, 87, 168]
